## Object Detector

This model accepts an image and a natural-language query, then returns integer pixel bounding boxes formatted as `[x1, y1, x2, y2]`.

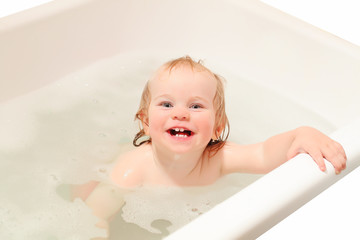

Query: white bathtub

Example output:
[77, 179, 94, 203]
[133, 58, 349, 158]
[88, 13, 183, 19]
[1, 0, 360, 239]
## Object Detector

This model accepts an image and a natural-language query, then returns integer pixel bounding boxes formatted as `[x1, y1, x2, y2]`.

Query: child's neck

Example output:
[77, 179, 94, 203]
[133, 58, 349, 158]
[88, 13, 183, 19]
[150, 144, 205, 185]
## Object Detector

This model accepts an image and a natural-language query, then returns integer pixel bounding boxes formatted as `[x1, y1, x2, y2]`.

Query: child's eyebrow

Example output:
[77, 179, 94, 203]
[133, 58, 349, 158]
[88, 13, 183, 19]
[153, 95, 211, 105]
[190, 96, 210, 104]
[153, 94, 173, 101]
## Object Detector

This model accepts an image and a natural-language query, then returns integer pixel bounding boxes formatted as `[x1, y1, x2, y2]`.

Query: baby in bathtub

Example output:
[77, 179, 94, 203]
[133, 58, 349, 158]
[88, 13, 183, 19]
[110, 56, 347, 187]
[75, 56, 347, 238]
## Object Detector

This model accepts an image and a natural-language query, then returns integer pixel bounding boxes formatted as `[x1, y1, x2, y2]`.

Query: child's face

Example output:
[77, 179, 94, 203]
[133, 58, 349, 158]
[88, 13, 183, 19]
[145, 66, 218, 155]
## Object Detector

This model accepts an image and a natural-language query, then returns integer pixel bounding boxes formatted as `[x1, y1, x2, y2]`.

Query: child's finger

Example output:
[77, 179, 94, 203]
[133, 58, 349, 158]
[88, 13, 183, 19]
[323, 141, 347, 174]
[309, 150, 326, 172]
[334, 141, 347, 169]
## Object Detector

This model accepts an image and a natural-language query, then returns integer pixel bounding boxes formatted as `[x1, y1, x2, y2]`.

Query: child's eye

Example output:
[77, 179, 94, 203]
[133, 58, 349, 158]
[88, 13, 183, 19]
[161, 102, 173, 108]
[190, 104, 203, 109]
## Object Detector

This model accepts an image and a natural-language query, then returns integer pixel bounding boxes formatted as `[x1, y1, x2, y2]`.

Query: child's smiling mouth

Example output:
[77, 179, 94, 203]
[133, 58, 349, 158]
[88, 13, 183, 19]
[167, 128, 193, 138]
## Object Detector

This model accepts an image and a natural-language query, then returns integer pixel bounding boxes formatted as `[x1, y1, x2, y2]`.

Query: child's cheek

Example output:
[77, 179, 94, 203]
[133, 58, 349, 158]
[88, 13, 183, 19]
[196, 113, 216, 139]
[148, 110, 166, 136]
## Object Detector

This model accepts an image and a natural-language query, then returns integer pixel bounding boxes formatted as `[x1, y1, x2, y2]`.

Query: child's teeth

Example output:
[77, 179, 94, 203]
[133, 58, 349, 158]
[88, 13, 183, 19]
[171, 128, 190, 137]
[173, 128, 186, 132]
[175, 134, 187, 138]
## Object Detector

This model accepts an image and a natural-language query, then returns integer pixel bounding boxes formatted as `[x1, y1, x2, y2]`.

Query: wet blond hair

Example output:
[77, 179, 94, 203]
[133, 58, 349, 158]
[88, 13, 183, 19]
[133, 56, 229, 157]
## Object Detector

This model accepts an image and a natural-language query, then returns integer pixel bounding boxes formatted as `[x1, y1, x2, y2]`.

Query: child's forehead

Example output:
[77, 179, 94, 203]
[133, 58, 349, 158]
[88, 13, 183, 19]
[150, 64, 215, 85]
[147, 66, 218, 102]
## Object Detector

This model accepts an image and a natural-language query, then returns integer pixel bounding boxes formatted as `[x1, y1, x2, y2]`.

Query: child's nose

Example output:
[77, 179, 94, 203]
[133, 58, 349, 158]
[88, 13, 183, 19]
[171, 107, 190, 120]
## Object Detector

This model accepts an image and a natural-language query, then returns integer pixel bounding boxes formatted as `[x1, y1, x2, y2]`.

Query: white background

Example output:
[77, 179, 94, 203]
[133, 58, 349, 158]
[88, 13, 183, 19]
[0, 0, 53, 18]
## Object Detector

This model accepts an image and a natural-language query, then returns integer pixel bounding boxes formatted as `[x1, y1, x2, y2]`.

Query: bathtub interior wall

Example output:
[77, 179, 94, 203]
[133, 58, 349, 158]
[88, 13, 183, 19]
[1, 0, 360, 129]
[1, 0, 360, 239]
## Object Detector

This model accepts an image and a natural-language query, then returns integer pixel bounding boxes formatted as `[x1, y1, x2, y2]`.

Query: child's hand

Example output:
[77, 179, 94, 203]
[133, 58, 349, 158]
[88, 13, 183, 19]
[287, 126, 347, 174]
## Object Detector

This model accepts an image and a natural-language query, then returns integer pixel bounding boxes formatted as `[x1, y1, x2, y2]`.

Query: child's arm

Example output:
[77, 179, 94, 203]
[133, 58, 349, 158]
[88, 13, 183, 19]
[221, 126, 347, 175]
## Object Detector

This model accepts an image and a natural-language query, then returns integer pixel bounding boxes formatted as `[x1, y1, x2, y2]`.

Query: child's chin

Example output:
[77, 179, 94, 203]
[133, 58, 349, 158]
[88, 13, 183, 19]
[168, 144, 192, 152]
[164, 144, 197, 155]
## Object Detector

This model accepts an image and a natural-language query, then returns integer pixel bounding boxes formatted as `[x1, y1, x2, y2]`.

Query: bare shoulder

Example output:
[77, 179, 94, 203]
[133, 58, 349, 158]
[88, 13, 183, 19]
[110, 144, 152, 188]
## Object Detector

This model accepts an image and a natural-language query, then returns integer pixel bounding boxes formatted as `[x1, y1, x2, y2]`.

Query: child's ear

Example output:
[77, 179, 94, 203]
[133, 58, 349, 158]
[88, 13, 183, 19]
[141, 115, 150, 135]
[212, 125, 224, 140]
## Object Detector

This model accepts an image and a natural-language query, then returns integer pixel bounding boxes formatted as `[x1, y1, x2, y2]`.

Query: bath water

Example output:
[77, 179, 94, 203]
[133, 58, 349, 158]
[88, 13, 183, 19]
[0, 53, 334, 239]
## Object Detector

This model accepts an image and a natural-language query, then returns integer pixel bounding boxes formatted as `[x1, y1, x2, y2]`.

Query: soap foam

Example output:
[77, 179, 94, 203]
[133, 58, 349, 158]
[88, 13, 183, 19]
[120, 177, 244, 235]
